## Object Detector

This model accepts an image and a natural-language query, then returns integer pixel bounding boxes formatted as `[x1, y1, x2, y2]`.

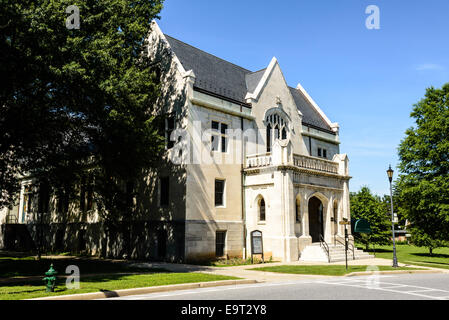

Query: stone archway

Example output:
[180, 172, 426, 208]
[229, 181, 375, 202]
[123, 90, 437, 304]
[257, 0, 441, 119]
[308, 196, 324, 243]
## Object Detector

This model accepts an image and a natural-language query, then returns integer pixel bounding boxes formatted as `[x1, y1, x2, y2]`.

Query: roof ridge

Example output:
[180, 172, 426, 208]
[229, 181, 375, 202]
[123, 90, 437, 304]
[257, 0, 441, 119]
[164, 34, 253, 73]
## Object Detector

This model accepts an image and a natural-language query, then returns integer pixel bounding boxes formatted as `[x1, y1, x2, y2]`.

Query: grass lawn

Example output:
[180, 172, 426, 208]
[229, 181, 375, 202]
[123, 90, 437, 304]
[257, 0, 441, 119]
[250, 265, 420, 276]
[0, 272, 240, 300]
[0, 254, 152, 278]
[357, 244, 449, 270]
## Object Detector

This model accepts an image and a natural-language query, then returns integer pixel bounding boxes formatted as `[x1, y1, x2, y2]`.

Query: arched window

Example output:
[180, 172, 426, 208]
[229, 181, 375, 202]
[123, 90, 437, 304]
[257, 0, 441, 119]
[265, 111, 289, 150]
[259, 198, 266, 221]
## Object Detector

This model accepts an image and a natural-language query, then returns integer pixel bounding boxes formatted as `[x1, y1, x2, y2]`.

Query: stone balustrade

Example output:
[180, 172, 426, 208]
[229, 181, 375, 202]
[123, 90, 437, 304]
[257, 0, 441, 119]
[292, 154, 339, 174]
[246, 153, 272, 168]
[245, 152, 339, 175]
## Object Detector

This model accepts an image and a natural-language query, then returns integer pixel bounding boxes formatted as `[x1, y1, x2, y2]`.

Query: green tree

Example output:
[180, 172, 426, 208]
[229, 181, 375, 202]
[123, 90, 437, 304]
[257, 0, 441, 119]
[350, 186, 391, 250]
[396, 83, 449, 255]
[0, 0, 165, 257]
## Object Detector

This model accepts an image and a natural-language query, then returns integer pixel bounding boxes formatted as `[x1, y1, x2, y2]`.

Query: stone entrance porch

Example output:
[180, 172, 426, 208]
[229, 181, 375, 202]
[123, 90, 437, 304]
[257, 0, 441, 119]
[244, 140, 352, 262]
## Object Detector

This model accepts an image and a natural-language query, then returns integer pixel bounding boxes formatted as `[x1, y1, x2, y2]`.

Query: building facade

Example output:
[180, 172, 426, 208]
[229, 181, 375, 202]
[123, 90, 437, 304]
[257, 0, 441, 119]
[0, 22, 353, 262]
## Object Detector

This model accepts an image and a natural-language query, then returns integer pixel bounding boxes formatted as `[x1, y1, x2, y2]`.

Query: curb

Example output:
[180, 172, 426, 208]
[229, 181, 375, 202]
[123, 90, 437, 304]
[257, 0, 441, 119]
[27, 279, 258, 300]
[344, 269, 444, 277]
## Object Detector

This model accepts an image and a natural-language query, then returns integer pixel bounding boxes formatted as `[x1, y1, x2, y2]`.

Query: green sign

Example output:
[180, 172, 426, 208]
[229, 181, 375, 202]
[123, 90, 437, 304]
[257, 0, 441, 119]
[354, 219, 371, 233]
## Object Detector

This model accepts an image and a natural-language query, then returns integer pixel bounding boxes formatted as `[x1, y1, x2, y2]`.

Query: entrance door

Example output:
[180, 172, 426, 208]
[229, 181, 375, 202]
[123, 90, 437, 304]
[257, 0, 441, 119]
[308, 197, 324, 242]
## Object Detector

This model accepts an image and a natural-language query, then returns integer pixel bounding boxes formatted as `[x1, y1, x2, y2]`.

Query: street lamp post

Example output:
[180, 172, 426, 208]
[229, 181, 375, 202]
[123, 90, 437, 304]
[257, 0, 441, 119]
[387, 165, 399, 268]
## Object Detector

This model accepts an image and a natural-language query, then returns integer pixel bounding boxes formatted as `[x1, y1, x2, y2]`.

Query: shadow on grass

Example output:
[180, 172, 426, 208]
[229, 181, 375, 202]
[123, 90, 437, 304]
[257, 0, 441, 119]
[411, 252, 449, 260]
[410, 260, 449, 267]
[0, 270, 172, 299]
[0, 268, 169, 289]
[356, 247, 393, 254]
[3, 288, 49, 295]
[0, 257, 167, 278]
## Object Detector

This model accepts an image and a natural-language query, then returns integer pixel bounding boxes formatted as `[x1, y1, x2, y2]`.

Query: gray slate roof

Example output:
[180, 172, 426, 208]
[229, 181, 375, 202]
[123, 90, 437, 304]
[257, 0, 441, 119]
[289, 87, 332, 131]
[164, 34, 333, 133]
[245, 69, 266, 94]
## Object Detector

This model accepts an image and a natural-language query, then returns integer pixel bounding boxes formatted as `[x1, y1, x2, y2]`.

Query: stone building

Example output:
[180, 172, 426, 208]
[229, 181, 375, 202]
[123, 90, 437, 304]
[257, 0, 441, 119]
[0, 22, 368, 262]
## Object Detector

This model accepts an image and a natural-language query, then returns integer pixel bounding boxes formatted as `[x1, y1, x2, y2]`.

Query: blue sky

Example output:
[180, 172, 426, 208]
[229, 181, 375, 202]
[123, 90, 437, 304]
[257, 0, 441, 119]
[157, 0, 449, 196]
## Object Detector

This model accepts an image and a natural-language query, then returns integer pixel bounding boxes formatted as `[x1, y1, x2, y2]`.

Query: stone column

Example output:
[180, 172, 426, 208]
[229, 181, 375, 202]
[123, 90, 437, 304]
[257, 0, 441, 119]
[324, 197, 332, 243]
[298, 191, 312, 253]
[302, 192, 309, 236]
[281, 170, 298, 262]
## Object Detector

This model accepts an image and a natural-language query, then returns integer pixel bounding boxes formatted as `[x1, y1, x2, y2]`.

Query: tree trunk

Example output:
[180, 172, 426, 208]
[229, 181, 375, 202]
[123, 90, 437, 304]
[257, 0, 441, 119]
[429, 247, 433, 256]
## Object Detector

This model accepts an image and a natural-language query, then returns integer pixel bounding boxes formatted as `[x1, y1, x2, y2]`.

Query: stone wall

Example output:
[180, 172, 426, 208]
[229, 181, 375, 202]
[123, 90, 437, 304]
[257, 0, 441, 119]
[185, 220, 243, 263]
[1, 220, 186, 261]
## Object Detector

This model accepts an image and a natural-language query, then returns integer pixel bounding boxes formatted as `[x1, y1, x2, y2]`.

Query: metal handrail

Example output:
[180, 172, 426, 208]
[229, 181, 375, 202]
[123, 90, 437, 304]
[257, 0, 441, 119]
[335, 235, 355, 260]
[319, 235, 331, 263]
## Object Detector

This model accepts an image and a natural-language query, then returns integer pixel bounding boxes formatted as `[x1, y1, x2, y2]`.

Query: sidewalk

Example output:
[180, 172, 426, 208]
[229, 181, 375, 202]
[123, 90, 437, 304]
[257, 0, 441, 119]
[131, 257, 448, 283]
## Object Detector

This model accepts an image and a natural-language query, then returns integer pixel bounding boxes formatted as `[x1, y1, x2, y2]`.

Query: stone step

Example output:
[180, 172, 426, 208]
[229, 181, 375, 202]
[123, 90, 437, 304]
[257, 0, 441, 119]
[300, 243, 374, 263]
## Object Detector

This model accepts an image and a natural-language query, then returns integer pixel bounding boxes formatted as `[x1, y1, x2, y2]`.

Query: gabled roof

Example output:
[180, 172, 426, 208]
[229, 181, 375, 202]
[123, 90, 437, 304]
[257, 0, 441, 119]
[164, 34, 334, 133]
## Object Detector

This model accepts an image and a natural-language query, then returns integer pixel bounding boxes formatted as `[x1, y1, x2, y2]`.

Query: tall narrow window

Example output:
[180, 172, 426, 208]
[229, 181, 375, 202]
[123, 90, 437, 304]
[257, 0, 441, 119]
[160, 176, 169, 207]
[214, 179, 225, 206]
[80, 174, 94, 212]
[317, 148, 322, 157]
[259, 198, 266, 221]
[211, 121, 219, 151]
[221, 123, 228, 152]
[38, 180, 50, 214]
[166, 116, 175, 149]
[323, 149, 327, 159]
[216, 230, 226, 257]
[211, 121, 227, 152]
[57, 187, 69, 214]
[57, 190, 64, 214]
[296, 198, 300, 222]
[266, 124, 272, 153]
[281, 127, 287, 140]
[22, 185, 34, 223]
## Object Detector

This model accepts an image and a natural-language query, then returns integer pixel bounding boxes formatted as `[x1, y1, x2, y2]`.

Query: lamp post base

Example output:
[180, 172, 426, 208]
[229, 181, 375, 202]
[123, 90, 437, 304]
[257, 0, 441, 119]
[392, 256, 399, 268]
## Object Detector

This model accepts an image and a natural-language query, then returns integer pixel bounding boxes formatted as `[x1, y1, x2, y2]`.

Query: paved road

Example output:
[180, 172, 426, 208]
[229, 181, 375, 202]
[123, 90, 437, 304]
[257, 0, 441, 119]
[104, 273, 449, 300]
